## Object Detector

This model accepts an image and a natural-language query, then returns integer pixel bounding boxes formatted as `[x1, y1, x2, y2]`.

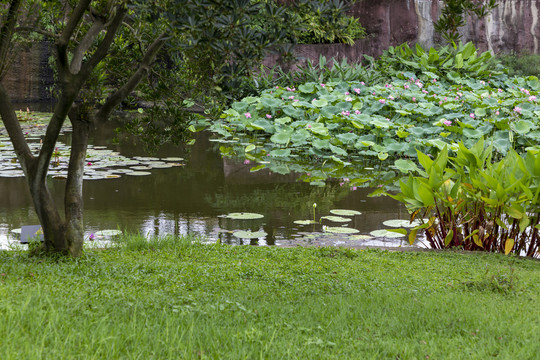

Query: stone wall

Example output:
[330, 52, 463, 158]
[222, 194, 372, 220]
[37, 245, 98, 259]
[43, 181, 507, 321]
[3, 1, 540, 102]
[273, 0, 540, 66]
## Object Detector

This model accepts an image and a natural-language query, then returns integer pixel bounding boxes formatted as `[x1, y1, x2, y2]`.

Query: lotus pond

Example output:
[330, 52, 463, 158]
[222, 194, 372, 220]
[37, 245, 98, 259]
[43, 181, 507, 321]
[0, 109, 417, 250]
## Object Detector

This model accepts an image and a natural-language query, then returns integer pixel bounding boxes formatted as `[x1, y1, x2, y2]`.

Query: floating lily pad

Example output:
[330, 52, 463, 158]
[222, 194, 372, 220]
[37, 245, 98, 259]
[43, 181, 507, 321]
[126, 171, 152, 176]
[370, 229, 406, 238]
[293, 220, 318, 225]
[94, 229, 123, 237]
[232, 230, 267, 238]
[321, 215, 351, 223]
[225, 212, 264, 220]
[130, 166, 152, 170]
[162, 157, 184, 162]
[329, 209, 362, 216]
[382, 219, 424, 228]
[324, 227, 360, 234]
[348, 234, 373, 240]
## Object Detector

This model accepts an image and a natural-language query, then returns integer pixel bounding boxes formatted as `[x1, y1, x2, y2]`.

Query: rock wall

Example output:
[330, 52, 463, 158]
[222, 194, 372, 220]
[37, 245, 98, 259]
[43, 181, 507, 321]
[3, 1, 540, 102]
[277, 0, 540, 66]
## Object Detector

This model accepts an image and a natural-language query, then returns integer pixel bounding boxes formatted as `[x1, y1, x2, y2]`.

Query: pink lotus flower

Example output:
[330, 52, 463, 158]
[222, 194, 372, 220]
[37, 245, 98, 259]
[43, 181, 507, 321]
[529, 96, 537, 101]
[320, 83, 326, 88]
[345, 97, 353, 102]
[355, 110, 361, 115]
[443, 120, 452, 126]
[514, 106, 522, 114]
[379, 99, 386, 104]
[495, 110, 500, 115]
[360, 81, 365, 85]
[354, 88, 361, 94]
[404, 84, 410, 89]
[341, 111, 350, 116]
[498, 88, 503, 93]
[245, 112, 252, 118]
[344, 91, 349, 95]
[243, 159, 250, 165]
[469, 113, 475, 119]
[266, 114, 272, 119]
[412, 97, 416, 102]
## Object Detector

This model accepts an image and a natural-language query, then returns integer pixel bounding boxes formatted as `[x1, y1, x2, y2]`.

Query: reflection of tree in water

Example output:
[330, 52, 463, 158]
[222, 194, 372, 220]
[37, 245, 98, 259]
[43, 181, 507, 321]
[205, 183, 350, 219]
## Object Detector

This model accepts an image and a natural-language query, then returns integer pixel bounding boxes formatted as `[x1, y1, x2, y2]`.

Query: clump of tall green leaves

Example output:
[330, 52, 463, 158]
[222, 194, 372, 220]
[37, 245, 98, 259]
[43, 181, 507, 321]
[435, 0, 497, 44]
[390, 139, 540, 258]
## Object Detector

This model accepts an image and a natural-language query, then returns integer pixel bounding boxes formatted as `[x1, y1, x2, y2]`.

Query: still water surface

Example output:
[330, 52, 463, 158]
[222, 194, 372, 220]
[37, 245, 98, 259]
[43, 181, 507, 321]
[0, 119, 415, 249]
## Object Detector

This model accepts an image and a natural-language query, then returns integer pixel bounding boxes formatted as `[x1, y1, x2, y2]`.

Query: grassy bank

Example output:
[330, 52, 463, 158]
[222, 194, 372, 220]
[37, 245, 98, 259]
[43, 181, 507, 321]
[0, 235, 539, 359]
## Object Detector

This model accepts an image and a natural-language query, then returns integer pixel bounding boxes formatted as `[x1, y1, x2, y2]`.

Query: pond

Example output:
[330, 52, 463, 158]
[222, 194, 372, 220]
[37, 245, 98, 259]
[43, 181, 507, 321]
[0, 111, 418, 250]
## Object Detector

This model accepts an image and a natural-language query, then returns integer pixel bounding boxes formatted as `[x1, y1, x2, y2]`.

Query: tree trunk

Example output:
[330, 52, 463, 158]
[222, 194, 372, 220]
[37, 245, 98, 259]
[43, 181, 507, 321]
[64, 105, 92, 256]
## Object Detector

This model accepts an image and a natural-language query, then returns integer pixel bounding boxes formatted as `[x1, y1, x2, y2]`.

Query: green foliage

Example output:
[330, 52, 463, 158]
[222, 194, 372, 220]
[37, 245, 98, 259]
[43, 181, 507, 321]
[0, 241, 539, 358]
[498, 52, 540, 78]
[208, 42, 539, 188]
[390, 139, 540, 258]
[435, 0, 498, 44]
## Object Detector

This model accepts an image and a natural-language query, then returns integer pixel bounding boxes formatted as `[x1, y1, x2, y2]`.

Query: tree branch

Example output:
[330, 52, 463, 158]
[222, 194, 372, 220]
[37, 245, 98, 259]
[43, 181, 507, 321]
[57, 0, 92, 74]
[0, 0, 22, 79]
[78, 5, 127, 82]
[96, 32, 167, 122]
[69, 17, 105, 74]
[0, 83, 34, 173]
[14, 26, 58, 39]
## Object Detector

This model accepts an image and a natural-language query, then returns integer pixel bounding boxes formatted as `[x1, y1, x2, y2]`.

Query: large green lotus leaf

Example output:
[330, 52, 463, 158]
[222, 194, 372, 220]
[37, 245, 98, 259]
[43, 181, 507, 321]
[307, 123, 329, 136]
[291, 129, 310, 144]
[270, 130, 292, 144]
[474, 107, 487, 117]
[324, 227, 360, 234]
[369, 229, 405, 238]
[463, 128, 484, 138]
[370, 118, 390, 129]
[269, 149, 291, 157]
[225, 212, 264, 220]
[312, 138, 330, 149]
[269, 164, 291, 174]
[394, 159, 420, 173]
[233, 230, 267, 238]
[330, 209, 362, 216]
[298, 83, 315, 93]
[260, 97, 281, 108]
[283, 106, 303, 118]
[513, 120, 535, 134]
[231, 101, 248, 113]
[312, 98, 328, 107]
[336, 132, 359, 144]
[321, 106, 341, 118]
[330, 144, 347, 156]
[335, 101, 352, 111]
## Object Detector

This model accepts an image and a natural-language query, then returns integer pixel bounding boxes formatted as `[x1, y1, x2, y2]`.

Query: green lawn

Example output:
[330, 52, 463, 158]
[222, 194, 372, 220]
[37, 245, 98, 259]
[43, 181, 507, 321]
[1, 236, 539, 359]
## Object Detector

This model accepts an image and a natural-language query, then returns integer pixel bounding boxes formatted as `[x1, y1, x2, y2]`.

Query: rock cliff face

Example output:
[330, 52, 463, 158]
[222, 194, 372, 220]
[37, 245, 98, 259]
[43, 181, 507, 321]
[2, 1, 540, 102]
[290, 0, 540, 65]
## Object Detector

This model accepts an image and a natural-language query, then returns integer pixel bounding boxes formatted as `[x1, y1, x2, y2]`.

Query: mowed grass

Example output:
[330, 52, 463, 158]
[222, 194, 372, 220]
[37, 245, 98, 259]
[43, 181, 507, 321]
[0, 235, 539, 359]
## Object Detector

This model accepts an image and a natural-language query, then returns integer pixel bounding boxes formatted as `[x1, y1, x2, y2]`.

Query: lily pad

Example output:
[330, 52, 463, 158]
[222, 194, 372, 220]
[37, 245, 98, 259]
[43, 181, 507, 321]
[293, 220, 318, 225]
[370, 229, 406, 238]
[126, 171, 152, 176]
[329, 209, 362, 216]
[324, 227, 360, 234]
[232, 230, 267, 238]
[382, 219, 424, 228]
[321, 215, 352, 223]
[94, 229, 123, 237]
[162, 157, 184, 162]
[225, 212, 264, 220]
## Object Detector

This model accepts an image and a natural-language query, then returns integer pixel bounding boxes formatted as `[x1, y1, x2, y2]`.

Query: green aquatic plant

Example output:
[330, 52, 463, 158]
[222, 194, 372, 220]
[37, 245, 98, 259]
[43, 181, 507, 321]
[389, 139, 540, 258]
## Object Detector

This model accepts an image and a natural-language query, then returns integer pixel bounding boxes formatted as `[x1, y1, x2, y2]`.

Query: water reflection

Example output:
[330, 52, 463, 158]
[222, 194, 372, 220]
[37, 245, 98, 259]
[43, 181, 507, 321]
[0, 118, 415, 249]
